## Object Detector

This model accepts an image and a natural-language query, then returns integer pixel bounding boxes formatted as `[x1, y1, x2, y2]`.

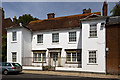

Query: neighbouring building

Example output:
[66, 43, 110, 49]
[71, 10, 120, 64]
[6, 1, 120, 74]
[106, 16, 120, 74]
[0, 8, 14, 35]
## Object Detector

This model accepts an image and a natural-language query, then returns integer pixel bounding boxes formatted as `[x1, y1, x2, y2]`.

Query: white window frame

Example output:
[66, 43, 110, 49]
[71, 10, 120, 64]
[88, 50, 97, 64]
[33, 53, 46, 62]
[69, 31, 77, 42]
[12, 52, 17, 62]
[89, 24, 97, 38]
[52, 33, 59, 43]
[12, 31, 17, 41]
[37, 34, 43, 43]
[66, 52, 81, 62]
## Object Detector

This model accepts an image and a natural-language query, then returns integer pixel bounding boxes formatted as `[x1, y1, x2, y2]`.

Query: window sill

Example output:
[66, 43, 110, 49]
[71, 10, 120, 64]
[11, 41, 17, 43]
[33, 61, 46, 63]
[36, 43, 43, 45]
[88, 36, 98, 38]
[68, 42, 76, 44]
[87, 63, 98, 65]
[52, 42, 59, 45]
[65, 62, 81, 64]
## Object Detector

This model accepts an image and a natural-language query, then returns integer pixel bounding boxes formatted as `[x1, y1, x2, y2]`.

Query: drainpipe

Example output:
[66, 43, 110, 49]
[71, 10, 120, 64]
[105, 18, 108, 75]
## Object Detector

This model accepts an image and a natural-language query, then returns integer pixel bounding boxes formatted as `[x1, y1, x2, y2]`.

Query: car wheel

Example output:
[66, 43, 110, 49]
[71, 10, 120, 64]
[3, 70, 8, 75]
[16, 71, 20, 74]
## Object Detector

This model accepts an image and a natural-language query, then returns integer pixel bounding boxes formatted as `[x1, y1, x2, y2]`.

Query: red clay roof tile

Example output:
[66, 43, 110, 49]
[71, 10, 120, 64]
[27, 12, 101, 31]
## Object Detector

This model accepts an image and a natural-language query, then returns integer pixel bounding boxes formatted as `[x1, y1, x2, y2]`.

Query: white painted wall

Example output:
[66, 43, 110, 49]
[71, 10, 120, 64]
[32, 28, 82, 67]
[7, 28, 22, 64]
[81, 20, 106, 73]
[22, 28, 32, 65]
[7, 27, 32, 65]
[7, 21, 106, 73]
[32, 28, 81, 50]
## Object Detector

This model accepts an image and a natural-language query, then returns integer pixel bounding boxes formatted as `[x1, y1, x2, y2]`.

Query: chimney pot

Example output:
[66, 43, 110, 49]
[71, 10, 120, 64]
[13, 16, 17, 24]
[47, 13, 55, 19]
[14, 16, 16, 18]
[83, 8, 91, 14]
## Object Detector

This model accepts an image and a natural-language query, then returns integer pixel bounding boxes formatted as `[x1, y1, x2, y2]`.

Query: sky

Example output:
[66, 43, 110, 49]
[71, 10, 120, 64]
[2, 2, 118, 20]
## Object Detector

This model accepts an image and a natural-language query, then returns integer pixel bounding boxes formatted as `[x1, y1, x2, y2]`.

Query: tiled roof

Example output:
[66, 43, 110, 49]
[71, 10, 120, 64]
[2, 18, 14, 35]
[27, 12, 101, 31]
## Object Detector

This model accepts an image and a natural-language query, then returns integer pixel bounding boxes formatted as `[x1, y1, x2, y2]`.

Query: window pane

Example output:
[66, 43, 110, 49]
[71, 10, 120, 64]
[5, 63, 11, 66]
[69, 32, 76, 42]
[67, 53, 71, 61]
[89, 51, 96, 63]
[33, 54, 37, 61]
[38, 54, 41, 61]
[77, 52, 81, 62]
[12, 63, 21, 67]
[33, 53, 46, 62]
[12, 52, 16, 62]
[37, 34, 43, 43]
[52, 33, 59, 43]
[90, 24, 97, 37]
[43, 54, 46, 61]
[12, 32, 17, 41]
[72, 53, 76, 61]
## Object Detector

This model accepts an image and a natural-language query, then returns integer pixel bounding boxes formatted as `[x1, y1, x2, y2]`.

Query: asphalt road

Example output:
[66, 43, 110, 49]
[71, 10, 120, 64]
[1, 72, 119, 80]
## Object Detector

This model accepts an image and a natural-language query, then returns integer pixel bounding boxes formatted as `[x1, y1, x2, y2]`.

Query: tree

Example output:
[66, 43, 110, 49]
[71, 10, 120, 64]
[110, 1, 120, 16]
[2, 35, 7, 62]
[17, 14, 39, 26]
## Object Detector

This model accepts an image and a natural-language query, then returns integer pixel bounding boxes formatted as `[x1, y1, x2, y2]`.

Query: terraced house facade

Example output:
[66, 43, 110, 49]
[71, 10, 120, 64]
[6, 1, 120, 74]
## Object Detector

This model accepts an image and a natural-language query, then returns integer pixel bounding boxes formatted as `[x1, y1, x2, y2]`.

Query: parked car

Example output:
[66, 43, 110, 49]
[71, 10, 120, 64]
[0, 62, 22, 75]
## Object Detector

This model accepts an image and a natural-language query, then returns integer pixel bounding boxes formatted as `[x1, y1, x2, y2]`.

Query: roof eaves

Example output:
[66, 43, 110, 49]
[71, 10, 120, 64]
[6, 25, 31, 31]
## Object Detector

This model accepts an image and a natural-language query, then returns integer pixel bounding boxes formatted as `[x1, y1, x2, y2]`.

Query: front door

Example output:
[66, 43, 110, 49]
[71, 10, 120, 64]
[50, 53, 58, 67]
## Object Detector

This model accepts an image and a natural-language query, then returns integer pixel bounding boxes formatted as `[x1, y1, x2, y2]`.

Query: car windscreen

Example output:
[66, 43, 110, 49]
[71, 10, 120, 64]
[12, 63, 21, 67]
[2, 63, 12, 66]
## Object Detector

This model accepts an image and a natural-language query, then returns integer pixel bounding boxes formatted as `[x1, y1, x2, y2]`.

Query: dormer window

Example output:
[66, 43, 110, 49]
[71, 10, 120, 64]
[12, 31, 17, 41]
[89, 24, 97, 38]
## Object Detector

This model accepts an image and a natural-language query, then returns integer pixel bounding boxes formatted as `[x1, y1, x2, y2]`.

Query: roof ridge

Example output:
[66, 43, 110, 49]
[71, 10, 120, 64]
[29, 12, 101, 24]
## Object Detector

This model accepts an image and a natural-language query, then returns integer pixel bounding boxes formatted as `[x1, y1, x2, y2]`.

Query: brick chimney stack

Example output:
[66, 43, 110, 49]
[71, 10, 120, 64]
[83, 8, 91, 14]
[102, 1, 108, 16]
[0, 7, 5, 19]
[47, 13, 55, 19]
[13, 16, 17, 24]
[2, 8, 4, 19]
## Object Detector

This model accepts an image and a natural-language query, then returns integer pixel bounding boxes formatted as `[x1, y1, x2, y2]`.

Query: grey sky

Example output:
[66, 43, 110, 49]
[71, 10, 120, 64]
[2, 0, 120, 2]
[2, 2, 117, 20]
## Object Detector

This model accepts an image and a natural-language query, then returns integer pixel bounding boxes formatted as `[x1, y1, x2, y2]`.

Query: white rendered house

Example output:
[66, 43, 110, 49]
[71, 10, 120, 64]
[6, 11, 108, 73]
[6, 1, 120, 74]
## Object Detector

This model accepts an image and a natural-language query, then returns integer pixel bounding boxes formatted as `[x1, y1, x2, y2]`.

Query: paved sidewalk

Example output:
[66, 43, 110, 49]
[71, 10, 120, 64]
[23, 70, 120, 79]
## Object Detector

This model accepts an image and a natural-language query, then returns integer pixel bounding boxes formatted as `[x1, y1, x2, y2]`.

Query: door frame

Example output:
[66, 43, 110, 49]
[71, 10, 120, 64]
[48, 48, 62, 67]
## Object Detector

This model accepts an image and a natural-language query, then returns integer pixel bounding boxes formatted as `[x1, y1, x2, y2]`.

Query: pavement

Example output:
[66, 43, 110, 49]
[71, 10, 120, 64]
[22, 70, 120, 79]
[2, 71, 120, 80]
